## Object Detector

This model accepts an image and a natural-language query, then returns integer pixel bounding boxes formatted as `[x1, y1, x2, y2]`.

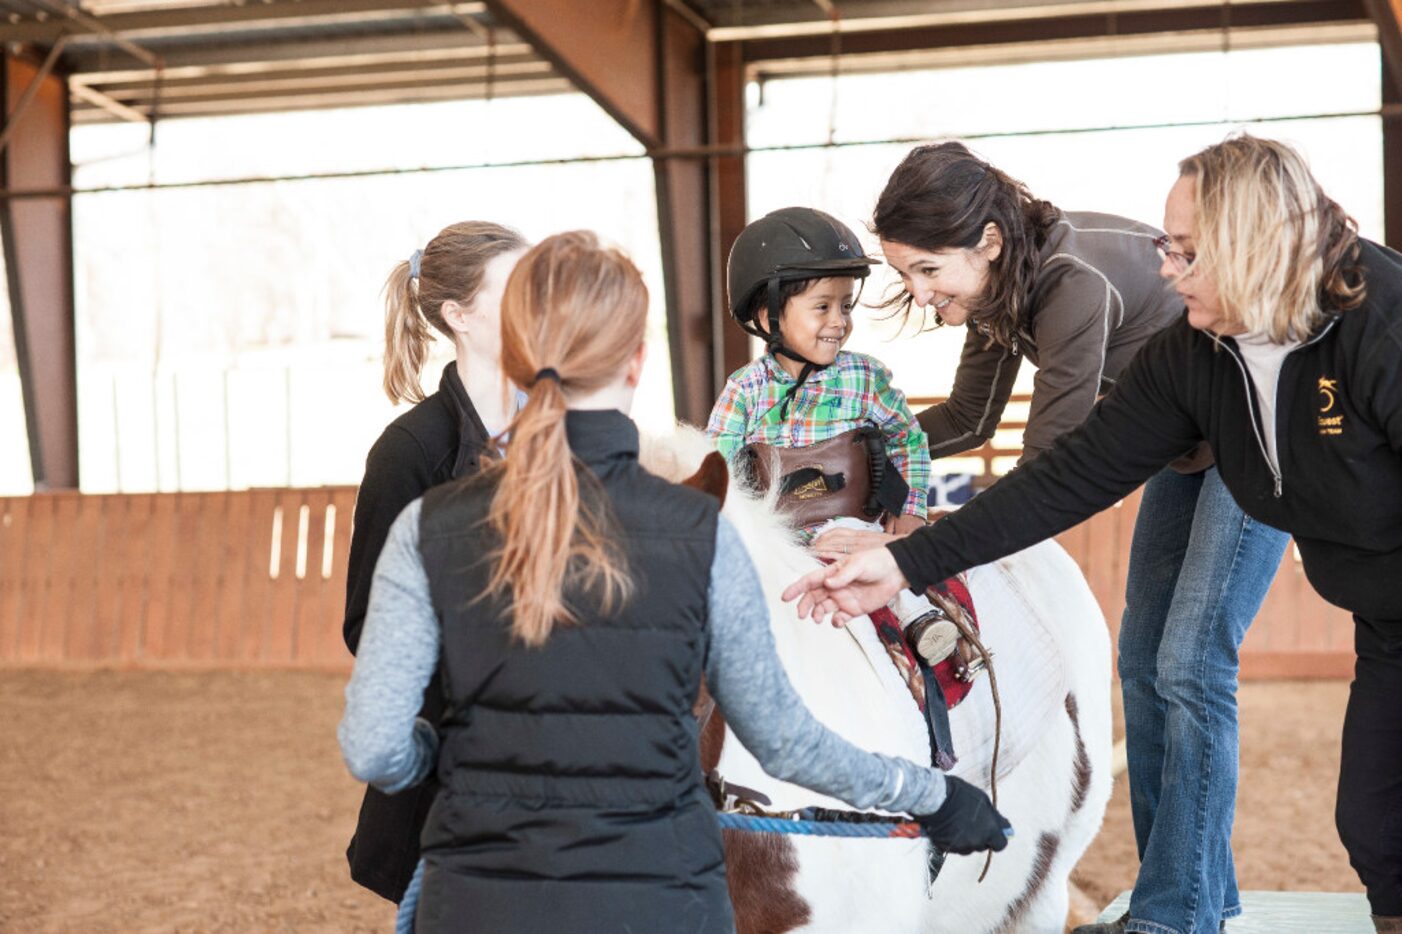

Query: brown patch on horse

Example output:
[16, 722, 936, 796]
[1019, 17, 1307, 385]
[696, 692, 810, 933]
[694, 699, 811, 932]
[993, 831, 1060, 933]
[722, 829, 813, 934]
[1065, 692, 1092, 813]
[682, 450, 729, 506]
[695, 680, 726, 773]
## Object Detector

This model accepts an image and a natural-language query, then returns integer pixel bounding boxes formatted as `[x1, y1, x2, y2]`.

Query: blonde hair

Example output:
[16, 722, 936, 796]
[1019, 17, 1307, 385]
[382, 221, 527, 404]
[485, 231, 646, 646]
[1178, 134, 1364, 341]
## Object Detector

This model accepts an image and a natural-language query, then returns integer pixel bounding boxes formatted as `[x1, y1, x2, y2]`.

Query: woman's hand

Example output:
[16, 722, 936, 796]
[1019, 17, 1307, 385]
[781, 546, 909, 626]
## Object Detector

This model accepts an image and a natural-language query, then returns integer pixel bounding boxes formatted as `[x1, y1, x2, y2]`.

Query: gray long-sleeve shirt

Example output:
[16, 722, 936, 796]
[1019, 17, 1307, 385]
[340, 499, 948, 816]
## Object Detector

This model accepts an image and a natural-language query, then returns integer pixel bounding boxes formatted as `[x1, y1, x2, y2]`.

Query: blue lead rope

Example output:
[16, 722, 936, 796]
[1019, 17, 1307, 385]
[715, 811, 925, 839]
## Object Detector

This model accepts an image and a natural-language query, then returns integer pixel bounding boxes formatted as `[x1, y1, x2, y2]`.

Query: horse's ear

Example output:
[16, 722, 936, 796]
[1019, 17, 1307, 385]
[682, 451, 729, 507]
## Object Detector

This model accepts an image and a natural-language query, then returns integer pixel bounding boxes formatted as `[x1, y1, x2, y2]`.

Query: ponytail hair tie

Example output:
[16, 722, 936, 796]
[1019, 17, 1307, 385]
[533, 367, 561, 386]
[408, 248, 423, 281]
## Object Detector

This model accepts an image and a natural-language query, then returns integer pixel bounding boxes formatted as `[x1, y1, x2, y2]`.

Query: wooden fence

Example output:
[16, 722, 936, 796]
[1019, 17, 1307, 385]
[0, 488, 357, 669]
[0, 483, 1354, 676]
[0, 391, 1357, 676]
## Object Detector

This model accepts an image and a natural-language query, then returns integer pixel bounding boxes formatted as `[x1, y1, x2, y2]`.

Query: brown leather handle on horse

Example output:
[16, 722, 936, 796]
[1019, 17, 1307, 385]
[738, 427, 884, 528]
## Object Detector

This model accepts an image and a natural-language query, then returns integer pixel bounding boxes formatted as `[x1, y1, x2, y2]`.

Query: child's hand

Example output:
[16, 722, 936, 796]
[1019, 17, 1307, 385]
[811, 527, 895, 561]
[884, 514, 927, 536]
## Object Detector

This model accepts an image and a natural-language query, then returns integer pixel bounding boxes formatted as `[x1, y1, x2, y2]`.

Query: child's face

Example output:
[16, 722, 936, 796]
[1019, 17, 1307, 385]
[777, 277, 857, 370]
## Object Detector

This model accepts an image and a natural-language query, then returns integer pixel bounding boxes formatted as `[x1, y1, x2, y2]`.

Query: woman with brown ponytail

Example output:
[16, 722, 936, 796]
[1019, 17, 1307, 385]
[342, 221, 527, 903]
[338, 231, 1010, 934]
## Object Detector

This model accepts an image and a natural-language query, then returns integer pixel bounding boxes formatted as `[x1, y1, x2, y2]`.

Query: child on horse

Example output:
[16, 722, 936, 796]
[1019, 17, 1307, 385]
[706, 207, 959, 669]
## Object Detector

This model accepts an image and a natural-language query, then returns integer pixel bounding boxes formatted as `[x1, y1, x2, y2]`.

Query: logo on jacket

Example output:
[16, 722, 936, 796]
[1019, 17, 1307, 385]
[1317, 376, 1343, 436]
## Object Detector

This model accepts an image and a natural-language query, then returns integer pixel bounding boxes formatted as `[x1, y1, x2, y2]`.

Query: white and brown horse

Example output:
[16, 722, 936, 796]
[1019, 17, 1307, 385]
[644, 428, 1113, 934]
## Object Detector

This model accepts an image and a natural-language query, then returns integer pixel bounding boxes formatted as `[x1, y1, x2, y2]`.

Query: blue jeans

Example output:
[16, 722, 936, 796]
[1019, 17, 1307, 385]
[1117, 467, 1289, 934]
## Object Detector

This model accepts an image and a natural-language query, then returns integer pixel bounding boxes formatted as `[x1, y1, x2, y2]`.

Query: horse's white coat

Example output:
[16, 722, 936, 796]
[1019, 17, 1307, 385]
[640, 427, 1113, 934]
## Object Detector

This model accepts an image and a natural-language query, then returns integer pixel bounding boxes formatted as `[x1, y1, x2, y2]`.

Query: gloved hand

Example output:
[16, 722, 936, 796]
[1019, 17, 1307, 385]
[913, 775, 1012, 855]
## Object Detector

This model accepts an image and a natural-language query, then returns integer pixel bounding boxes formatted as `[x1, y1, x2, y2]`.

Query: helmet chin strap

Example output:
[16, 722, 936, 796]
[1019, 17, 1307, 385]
[764, 277, 827, 418]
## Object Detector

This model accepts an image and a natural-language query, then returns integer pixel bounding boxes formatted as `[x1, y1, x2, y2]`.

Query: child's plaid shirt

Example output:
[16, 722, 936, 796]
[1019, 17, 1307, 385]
[705, 351, 930, 518]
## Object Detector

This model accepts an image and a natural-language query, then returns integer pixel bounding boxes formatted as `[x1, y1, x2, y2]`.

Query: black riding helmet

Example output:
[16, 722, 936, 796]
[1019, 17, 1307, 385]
[727, 207, 879, 407]
[728, 206, 879, 342]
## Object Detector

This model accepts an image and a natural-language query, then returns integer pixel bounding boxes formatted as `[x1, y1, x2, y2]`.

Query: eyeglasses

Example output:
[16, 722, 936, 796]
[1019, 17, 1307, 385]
[1153, 234, 1196, 274]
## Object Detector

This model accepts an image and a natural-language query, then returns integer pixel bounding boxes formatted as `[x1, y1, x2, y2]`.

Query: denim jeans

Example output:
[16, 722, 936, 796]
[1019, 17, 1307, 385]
[1117, 467, 1289, 934]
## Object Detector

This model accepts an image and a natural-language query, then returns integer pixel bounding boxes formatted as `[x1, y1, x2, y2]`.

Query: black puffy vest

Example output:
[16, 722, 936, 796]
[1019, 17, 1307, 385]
[414, 410, 732, 934]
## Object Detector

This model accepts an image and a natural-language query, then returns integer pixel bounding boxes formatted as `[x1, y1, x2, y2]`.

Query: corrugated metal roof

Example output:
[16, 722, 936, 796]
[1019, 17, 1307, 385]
[0, 1, 1371, 123]
[0, 1, 568, 123]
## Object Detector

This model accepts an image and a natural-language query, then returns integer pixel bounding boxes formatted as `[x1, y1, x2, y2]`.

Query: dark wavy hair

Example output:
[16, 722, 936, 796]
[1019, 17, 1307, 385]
[871, 142, 1059, 349]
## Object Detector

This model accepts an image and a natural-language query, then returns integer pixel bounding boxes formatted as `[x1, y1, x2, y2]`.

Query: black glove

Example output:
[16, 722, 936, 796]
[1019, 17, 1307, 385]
[913, 775, 1012, 855]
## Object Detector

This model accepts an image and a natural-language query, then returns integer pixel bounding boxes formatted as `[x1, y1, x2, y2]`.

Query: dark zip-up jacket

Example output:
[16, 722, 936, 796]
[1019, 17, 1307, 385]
[919, 211, 1182, 463]
[343, 361, 494, 902]
[892, 238, 1402, 623]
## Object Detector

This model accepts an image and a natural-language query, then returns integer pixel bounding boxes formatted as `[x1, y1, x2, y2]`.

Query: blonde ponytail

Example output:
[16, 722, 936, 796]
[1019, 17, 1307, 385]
[380, 221, 528, 405]
[382, 260, 433, 404]
[485, 232, 647, 646]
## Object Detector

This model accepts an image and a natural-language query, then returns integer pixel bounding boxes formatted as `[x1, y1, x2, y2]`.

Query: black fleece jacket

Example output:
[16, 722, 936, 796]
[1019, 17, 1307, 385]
[891, 239, 1402, 623]
[342, 361, 494, 902]
[343, 363, 493, 652]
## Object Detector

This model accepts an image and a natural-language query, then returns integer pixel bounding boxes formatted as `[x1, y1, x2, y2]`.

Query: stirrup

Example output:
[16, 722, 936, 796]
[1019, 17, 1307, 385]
[905, 612, 959, 664]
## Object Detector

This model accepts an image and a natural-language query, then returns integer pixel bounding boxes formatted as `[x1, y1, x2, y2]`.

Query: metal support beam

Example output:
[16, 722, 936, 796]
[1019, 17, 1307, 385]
[733, 0, 1366, 63]
[2, 54, 76, 488]
[1365, 0, 1402, 247]
[487, 0, 733, 424]
[653, 1, 713, 425]
[0, 1, 486, 45]
[0, 36, 67, 157]
[28, 0, 160, 68]
[1367, 0, 1402, 93]
[1385, 65, 1402, 249]
[710, 40, 749, 388]
[485, 0, 661, 146]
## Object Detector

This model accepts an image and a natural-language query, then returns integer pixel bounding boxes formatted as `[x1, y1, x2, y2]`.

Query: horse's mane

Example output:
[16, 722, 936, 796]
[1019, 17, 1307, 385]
[638, 423, 817, 585]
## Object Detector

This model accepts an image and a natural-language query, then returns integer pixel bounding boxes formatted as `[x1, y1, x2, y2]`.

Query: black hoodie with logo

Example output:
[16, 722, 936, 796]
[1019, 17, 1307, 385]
[891, 239, 1402, 624]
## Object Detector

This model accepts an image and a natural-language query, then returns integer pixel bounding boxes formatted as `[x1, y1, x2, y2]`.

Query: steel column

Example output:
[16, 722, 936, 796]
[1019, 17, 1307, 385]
[2, 53, 77, 489]
[710, 40, 750, 388]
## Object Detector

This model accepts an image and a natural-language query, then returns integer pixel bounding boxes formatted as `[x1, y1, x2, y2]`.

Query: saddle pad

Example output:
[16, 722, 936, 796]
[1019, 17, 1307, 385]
[867, 574, 980, 712]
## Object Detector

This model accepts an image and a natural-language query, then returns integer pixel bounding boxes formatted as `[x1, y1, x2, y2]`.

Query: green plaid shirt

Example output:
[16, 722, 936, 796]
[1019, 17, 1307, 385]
[705, 351, 930, 517]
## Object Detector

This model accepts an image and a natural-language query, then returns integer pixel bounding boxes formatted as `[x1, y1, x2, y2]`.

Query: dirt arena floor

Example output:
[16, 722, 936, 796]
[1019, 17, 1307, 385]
[0, 669, 1362, 933]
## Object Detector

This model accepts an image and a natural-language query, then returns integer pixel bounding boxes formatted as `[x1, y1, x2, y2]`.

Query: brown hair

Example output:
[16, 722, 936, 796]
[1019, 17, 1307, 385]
[382, 220, 527, 404]
[871, 141, 1059, 349]
[485, 231, 646, 646]
[1178, 134, 1364, 340]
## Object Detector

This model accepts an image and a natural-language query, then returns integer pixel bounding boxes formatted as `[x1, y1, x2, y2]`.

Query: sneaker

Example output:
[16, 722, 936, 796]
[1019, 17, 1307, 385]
[905, 612, 959, 665]
[1073, 913, 1230, 933]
